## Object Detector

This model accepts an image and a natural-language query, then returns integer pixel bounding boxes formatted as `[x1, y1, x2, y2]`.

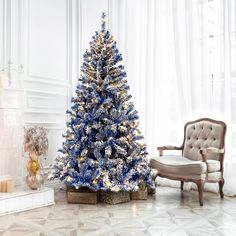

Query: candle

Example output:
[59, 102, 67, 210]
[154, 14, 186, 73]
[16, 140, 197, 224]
[1, 180, 7, 192]
[6, 179, 15, 193]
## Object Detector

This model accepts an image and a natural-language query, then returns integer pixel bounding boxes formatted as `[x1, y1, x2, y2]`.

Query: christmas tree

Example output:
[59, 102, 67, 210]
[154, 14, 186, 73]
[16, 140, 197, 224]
[49, 13, 154, 192]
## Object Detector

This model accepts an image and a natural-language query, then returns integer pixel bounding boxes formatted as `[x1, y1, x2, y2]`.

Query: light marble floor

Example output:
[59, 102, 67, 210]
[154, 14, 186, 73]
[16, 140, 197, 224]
[0, 186, 236, 236]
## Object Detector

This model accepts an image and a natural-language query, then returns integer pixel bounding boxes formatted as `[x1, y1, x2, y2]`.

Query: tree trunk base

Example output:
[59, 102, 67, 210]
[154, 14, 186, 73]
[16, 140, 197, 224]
[66, 187, 98, 204]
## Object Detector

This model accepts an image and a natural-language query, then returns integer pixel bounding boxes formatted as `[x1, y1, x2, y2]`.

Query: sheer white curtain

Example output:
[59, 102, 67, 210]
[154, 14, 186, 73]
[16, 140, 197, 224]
[109, 0, 236, 195]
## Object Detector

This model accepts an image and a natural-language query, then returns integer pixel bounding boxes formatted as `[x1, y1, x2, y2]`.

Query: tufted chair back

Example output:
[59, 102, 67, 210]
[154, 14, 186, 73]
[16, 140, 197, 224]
[183, 119, 226, 161]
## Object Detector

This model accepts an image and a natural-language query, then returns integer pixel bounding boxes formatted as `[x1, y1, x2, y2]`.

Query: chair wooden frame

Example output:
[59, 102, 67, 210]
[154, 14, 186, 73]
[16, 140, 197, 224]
[154, 118, 226, 206]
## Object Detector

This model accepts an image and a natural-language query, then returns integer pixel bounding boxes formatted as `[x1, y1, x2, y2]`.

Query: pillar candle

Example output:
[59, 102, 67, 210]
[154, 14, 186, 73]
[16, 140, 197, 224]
[6, 179, 15, 193]
[1, 180, 7, 192]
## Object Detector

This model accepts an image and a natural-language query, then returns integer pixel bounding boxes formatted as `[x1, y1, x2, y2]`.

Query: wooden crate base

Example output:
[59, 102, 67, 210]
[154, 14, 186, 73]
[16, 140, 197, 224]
[147, 186, 156, 195]
[131, 187, 148, 200]
[67, 187, 98, 204]
[99, 190, 130, 204]
[66, 186, 154, 204]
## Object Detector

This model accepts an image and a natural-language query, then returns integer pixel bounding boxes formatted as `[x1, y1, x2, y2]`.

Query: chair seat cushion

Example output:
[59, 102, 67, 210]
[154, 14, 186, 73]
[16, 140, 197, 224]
[207, 159, 221, 172]
[150, 155, 220, 176]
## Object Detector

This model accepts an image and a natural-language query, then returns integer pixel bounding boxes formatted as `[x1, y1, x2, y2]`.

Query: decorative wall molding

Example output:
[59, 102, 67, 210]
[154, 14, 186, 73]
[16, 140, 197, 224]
[24, 89, 68, 97]
[24, 76, 70, 87]
[27, 74, 68, 82]
[26, 0, 70, 82]
[24, 121, 64, 130]
[26, 94, 67, 110]
[24, 110, 66, 115]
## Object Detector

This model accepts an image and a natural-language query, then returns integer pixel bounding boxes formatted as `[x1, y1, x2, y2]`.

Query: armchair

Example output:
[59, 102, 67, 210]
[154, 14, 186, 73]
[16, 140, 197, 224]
[150, 118, 226, 206]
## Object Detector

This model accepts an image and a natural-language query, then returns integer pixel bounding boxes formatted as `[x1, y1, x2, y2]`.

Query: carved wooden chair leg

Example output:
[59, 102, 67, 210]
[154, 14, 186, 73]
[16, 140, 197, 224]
[180, 181, 184, 191]
[218, 179, 224, 198]
[196, 180, 205, 206]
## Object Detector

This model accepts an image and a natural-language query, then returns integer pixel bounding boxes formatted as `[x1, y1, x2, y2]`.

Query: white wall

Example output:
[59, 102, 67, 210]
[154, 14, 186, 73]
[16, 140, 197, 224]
[0, 0, 109, 185]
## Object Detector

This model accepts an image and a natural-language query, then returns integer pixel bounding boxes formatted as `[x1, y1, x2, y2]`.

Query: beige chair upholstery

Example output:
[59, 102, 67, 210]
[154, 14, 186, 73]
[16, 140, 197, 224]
[150, 118, 226, 206]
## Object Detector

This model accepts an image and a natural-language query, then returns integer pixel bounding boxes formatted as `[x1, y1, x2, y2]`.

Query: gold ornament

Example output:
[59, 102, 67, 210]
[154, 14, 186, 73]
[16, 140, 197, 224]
[27, 160, 40, 175]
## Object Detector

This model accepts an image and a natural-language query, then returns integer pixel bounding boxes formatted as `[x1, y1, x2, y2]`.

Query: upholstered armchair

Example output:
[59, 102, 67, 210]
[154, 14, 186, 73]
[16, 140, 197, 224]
[150, 118, 226, 206]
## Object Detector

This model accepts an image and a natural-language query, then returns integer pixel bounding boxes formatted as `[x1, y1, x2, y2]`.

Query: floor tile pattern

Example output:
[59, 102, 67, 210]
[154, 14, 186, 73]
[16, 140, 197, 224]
[0, 187, 236, 236]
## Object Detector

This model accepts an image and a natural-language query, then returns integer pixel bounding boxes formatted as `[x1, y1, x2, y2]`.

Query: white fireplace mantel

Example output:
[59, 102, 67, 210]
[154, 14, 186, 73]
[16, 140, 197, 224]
[0, 187, 54, 216]
[0, 87, 24, 185]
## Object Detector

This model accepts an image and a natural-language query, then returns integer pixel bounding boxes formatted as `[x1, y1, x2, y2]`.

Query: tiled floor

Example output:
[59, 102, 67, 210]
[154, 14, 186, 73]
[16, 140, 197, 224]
[0, 186, 236, 236]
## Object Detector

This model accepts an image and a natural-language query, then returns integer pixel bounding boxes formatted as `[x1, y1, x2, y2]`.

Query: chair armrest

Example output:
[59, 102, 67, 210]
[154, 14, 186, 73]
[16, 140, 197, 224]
[199, 147, 224, 155]
[157, 145, 183, 156]
[199, 147, 224, 162]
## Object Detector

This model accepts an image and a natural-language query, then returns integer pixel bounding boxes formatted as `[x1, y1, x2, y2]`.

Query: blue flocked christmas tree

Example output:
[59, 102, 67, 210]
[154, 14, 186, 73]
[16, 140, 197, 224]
[49, 13, 154, 192]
